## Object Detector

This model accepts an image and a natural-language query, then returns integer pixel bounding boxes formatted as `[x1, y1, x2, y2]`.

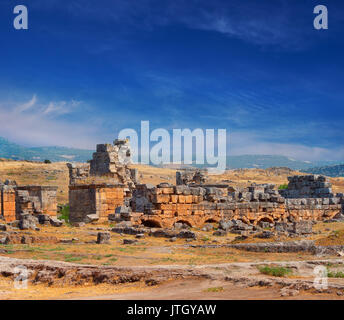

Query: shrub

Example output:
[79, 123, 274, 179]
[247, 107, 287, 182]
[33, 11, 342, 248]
[58, 204, 70, 223]
[327, 269, 344, 278]
[278, 184, 288, 190]
[258, 265, 292, 277]
[44, 159, 52, 164]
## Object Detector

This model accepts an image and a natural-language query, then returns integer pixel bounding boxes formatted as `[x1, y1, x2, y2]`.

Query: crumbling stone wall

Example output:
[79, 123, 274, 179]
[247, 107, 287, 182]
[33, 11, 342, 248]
[0, 185, 16, 222]
[279, 175, 333, 198]
[127, 175, 343, 228]
[15, 186, 58, 218]
[67, 139, 138, 188]
[176, 169, 207, 185]
[69, 184, 125, 223]
[66, 163, 90, 185]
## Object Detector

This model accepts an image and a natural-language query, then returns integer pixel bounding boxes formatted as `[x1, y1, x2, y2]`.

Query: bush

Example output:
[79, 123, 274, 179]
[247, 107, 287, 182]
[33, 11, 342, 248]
[278, 184, 288, 190]
[258, 265, 292, 277]
[44, 159, 52, 164]
[58, 204, 70, 223]
[327, 269, 344, 278]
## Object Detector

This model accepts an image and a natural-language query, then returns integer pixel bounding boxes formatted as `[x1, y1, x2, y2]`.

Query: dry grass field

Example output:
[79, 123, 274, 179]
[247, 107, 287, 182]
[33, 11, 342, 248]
[0, 159, 343, 204]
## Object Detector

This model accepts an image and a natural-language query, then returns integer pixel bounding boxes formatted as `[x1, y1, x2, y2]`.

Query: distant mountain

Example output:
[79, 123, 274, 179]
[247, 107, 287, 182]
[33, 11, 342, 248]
[225, 155, 315, 170]
[0, 137, 93, 162]
[162, 155, 339, 171]
[0, 137, 342, 169]
[304, 164, 344, 177]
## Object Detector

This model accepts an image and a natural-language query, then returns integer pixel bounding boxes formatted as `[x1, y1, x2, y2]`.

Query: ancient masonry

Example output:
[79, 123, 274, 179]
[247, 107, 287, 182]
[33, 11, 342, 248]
[0, 181, 57, 223]
[67, 139, 138, 187]
[69, 184, 125, 223]
[67, 139, 343, 227]
[128, 178, 343, 228]
[68, 139, 137, 222]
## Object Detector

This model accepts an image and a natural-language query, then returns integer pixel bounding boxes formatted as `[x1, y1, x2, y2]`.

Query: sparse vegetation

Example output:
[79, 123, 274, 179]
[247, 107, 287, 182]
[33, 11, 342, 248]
[58, 204, 70, 223]
[258, 265, 292, 277]
[44, 159, 52, 164]
[327, 269, 344, 278]
[278, 183, 288, 190]
[64, 254, 85, 262]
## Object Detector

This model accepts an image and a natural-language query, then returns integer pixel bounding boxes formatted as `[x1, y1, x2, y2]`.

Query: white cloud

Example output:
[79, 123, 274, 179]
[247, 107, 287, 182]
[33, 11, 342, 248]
[14, 94, 37, 113]
[228, 131, 344, 161]
[0, 95, 102, 149]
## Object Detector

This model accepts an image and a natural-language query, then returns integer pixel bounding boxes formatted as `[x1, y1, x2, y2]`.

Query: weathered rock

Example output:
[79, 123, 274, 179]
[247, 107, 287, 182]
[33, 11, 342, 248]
[71, 222, 85, 227]
[292, 221, 313, 234]
[213, 230, 227, 236]
[19, 215, 38, 230]
[96, 232, 111, 244]
[202, 223, 214, 232]
[37, 214, 50, 225]
[85, 214, 99, 223]
[123, 239, 138, 245]
[0, 224, 7, 231]
[280, 287, 299, 297]
[177, 230, 196, 239]
[218, 220, 234, 231]
[112, 226, 148, 235]
[149, 229, 177, 238]
[174, 222, 190, 230]
[256, 231, 274, 239]
[49, 217, 63, 227]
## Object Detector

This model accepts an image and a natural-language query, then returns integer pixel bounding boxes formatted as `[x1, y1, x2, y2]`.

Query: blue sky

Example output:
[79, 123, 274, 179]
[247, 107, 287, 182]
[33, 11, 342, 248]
[0, 0, 343, 161]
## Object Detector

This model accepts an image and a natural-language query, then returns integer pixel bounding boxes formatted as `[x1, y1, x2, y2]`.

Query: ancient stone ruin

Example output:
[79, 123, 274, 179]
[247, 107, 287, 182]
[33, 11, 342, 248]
[0, 180, 57, 223]
[67, 139, 138, 187]
[67, 139, 139, 223]
[125, 179, 343, 229]
[67, 139, 343, 230]
[176, 169, 207, 185]
[69, 184, 125, 223]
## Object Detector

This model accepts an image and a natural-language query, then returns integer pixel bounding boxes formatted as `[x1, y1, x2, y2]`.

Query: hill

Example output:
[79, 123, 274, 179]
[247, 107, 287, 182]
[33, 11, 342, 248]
[0, 136, 341, 170]
[304, 164, 344, 177]
[225, 155, 314, 170]
[0, 137, 93, 162]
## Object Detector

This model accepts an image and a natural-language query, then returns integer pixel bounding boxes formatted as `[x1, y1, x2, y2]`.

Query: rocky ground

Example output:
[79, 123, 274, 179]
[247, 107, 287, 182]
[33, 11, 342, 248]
[0, 217, 344, 299]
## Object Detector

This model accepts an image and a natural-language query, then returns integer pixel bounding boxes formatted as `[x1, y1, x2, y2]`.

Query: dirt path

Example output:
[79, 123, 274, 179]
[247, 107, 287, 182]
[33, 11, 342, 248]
[76, 278, 344, 300]
[1, 256, 344, 299]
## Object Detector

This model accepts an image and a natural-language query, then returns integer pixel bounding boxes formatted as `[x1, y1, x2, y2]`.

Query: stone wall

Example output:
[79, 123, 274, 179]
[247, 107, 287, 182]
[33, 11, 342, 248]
[0, 185, 16, 222]
[69, 184, 125, 223]
[128, 176, 343, 228]
[66, 163, 90, 185]
[176, 169, 207, 185]
[279, 175, 333, 198]
[15, 186, 58, 218]
[67, 139, 138, 188]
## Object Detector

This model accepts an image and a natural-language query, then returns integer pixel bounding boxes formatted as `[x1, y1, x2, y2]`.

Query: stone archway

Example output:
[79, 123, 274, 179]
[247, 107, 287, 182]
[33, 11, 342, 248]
[256, 216, 274, 226]
[204, 218, 218, 224]
[142, 219, 162, 228]
[175, 220, 193, 228]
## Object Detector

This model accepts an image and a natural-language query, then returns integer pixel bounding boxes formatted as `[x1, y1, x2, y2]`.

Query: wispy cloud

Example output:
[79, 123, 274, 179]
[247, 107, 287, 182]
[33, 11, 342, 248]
[14, 95, 37, 113]
[0, 95, 102, 149]
[228, 131, 344, 162]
